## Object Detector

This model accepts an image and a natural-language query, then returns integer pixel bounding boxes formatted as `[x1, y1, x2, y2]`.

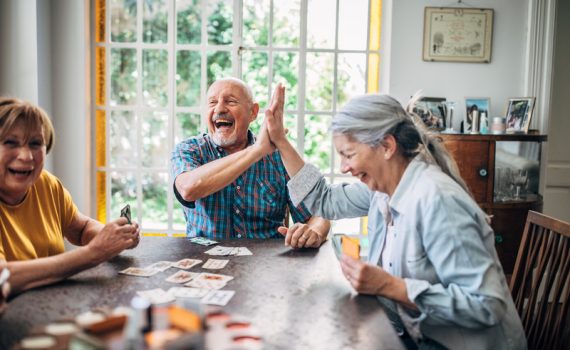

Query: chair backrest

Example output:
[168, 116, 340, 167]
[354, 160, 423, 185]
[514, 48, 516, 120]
[509, 210, 570, 350]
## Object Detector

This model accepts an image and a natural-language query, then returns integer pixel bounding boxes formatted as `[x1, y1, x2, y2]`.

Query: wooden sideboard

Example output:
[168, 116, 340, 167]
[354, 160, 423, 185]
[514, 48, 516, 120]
[438, 132, 547, 275]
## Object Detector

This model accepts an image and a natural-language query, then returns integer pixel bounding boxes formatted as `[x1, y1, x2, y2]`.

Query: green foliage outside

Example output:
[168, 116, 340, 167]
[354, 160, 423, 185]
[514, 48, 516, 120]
[109, 0, 354, 230]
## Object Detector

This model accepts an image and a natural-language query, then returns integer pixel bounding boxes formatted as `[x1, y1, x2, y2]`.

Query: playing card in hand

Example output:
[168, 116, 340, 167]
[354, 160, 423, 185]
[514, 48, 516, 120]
[120, 204, 132, 224]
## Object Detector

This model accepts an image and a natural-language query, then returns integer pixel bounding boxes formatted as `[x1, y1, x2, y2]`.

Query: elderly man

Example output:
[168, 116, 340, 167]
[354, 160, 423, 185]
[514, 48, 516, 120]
[171, 78, 330, 248]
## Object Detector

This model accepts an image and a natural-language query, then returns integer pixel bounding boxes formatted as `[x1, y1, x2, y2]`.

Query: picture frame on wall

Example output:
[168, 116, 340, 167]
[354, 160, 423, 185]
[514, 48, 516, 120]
[505, 97, 535, 133]
[412, 97, 447, 131]
[423, 7, 494, 63]
[465, 97, 490, 132]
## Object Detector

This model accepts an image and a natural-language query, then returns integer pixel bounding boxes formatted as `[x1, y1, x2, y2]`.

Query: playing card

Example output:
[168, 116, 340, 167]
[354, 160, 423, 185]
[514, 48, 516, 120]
[201, 290, 235, 306]
[168, 287, 210, 299]
[119, 267, 158, 277]
[184, 272, 233, 289]
[184, 278, 227, 290]
[137, 288, 175, 305]
[189, 237, 219, 246]
[120, 204, 132, 224]
[202, 259, 229, 270]
[341, 235, 360, 260]
[236, 247, 253, 256]
[145, 261, 174, 272]
[173, 258, 202, 270]
[165, 270, 200, 284]
[205, 246, 234, 256]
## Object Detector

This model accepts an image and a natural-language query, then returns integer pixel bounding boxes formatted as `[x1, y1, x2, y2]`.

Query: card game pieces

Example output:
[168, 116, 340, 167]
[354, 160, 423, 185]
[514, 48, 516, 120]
[165, 271, 200, 284]
[189, 237, 219, 246]
[120, 204, 132, 224]
[205, 246, 253, 256]
[119, 267, 158, 277]
[173, 258, 202, 270]
[185, 273, 234, 290]
[202, 259, 229, 270]
[137, 288, 175, 305]
[146, 261, 174, 272]
[168, 287, 210, 299]
[201, 290, 235, 306]
[341, 235, 360, 260]
[0, 267, 10, 285]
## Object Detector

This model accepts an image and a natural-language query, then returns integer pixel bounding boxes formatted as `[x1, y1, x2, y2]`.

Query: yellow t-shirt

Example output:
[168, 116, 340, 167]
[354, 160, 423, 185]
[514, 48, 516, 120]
[0, 170, 78, 261]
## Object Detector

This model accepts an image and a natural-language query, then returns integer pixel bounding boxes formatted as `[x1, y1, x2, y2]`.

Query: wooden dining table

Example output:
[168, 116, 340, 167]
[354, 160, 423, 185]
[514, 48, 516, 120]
[0, 237, 405, 350]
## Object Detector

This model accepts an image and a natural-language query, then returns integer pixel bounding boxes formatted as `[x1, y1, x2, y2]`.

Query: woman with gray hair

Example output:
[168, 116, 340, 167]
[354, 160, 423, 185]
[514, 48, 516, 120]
[258, 86, 526, 349]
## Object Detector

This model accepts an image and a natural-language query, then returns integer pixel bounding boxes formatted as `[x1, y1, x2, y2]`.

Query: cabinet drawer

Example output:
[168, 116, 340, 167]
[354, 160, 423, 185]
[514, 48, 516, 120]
[442, 140, 490, 203]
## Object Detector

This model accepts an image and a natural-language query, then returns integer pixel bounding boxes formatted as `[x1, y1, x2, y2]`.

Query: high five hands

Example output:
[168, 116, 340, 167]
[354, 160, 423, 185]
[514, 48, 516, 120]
[255, 83, 288, 155]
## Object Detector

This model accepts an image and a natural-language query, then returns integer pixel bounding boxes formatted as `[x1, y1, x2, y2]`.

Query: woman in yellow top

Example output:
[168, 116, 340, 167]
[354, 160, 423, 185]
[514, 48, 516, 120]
[0, 97, 140, 296]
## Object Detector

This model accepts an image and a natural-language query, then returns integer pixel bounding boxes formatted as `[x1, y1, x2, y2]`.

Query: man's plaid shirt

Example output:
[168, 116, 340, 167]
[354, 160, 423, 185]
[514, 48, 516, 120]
[171, 132, 312, 239]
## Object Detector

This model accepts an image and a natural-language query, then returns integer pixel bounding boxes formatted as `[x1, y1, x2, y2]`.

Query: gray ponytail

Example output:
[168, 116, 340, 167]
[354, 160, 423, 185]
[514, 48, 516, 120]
[331, 94, 471, 196]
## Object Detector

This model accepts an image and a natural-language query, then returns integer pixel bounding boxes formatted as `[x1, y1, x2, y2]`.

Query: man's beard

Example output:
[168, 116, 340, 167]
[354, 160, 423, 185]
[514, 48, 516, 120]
[211, 131, 237, 148]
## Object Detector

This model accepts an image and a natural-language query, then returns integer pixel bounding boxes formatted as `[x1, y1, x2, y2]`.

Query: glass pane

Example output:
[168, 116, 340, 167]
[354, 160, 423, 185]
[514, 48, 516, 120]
[143, 0, 168, 43]
[243, 0, 269, 46]
[207, 51, 232, 87]
[111, 48, 137, 105]
[143, 49, 168, 107]
[207, 0, 233, 45]
[111, 0, 137, 42]
[242, 51, 269, 109]
[307, 0, 336, 49]
[337, 53, 367, 107]
[273, 0, 300, 47]
[142, 111, 169, 168]
[338, 0, 368, 50]
[175, 112, 202, 143]
[173, 198, 187, 231]
[110, 110, 137, 167]
[176, 50, 201, 107]
[495, 141, 541, 202]
[273, 52, 299, 110]
[304, 114, 331, 172]
[142, 172, 168, 230]
[306, 52, 334, 111]
[285, 113, 298, 147]
[177, 0, 201, 44]
[111, 171, 137, 222]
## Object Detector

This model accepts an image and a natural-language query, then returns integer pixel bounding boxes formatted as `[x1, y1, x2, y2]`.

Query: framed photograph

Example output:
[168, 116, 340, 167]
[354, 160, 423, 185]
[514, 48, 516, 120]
[505, 97, 535, 133]
[465, 97, 490, 132]
[413, 97, 446, 130]
[423, 7, 494, 63]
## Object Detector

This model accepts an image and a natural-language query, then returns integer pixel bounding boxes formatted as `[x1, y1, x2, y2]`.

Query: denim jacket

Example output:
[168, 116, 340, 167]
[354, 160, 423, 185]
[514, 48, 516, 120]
[288, 158, 526, 350]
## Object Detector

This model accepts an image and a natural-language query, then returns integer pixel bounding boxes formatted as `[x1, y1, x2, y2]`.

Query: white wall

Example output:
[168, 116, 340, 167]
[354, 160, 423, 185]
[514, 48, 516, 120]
[544, 0, 570, 221]
[385, 0, 529, 129]
[0, 0, 90, 213]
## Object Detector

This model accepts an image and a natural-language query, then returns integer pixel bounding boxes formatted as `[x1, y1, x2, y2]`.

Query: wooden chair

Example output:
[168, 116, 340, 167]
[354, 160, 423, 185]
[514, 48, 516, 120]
[509, 210, 570, 350]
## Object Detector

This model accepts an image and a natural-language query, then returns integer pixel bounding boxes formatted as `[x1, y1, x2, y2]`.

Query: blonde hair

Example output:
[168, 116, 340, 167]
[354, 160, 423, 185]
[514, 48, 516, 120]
[0, 97, 55, 153]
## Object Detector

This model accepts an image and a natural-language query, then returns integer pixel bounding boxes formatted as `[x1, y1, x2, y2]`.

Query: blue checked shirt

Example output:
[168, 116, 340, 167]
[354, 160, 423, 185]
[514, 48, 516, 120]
[171, 131, 312, 239]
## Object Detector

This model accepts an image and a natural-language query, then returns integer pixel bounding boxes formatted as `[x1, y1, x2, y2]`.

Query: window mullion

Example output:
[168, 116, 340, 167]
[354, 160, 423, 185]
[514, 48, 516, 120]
[167, 0, 176, 232]
[298, 0, 308, 155]
[135, 0, 144, 226]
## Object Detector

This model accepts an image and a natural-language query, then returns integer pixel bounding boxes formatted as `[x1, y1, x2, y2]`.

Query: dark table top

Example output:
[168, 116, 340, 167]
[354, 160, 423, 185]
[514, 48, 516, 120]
[0, 237, 404, 350]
